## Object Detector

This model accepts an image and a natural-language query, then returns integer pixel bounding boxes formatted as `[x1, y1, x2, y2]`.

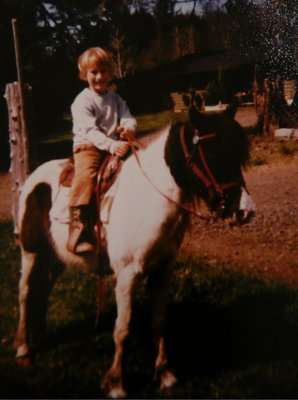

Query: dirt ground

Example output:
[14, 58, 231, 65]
[180, 107, 298, 287]
[0, 172, 13, 221]
[181, 154, 298, 287]
[0, 108, 297, 287]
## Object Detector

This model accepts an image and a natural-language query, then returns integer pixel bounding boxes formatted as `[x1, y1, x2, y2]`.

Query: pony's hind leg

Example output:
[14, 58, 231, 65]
[15, 180, 57, 363]
[147, 263, 177, 391]
[14, 247, 60, 364]
[14, 249, 36, 363]
[102, 263, 140, 398]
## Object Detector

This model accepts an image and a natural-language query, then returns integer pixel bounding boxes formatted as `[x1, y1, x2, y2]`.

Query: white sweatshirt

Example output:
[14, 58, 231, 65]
[71, 87, 137, 153]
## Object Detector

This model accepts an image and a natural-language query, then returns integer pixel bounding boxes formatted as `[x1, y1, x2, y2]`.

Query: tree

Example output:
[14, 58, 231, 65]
[1, 0, 280, 154]
[224, 0, 260, 50]
[257, 0, 298, 80]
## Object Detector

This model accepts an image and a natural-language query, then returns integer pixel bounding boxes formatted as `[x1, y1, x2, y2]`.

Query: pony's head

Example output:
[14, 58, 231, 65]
[165, 104, 254, 224]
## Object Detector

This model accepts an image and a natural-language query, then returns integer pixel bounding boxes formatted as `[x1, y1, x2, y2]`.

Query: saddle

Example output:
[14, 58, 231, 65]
[59, 154, 122, 197]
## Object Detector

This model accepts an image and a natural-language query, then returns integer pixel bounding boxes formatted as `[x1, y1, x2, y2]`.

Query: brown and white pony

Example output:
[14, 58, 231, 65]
[14, 105, 255, 398]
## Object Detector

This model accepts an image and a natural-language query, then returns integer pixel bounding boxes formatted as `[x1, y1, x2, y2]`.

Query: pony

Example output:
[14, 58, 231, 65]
[14, 104, 255, 398]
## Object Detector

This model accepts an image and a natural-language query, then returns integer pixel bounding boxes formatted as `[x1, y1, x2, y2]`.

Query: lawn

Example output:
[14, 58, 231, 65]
[1, 219, 298, 398]
[39, 109, 298, 167]
[1, 109, 298, 398]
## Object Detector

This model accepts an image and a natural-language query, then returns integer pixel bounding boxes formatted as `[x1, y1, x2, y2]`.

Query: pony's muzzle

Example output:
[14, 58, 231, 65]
[235, 187, 256, 225]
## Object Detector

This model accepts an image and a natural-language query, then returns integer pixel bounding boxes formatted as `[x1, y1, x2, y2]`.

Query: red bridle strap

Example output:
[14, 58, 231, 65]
[197, 144, 223, 194]
[179, 126, 223, 194]
[126, 131, 210, 221]
[180, 127, 217, 158]
[189, 162, 213, 189]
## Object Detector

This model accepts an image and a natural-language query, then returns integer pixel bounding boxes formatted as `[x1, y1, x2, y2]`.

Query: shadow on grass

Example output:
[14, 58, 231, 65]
[1, 225, 298, 399]
[167, 292, 298, 376]
[0, 312, 116, 399]
[122, 283, 298, 399]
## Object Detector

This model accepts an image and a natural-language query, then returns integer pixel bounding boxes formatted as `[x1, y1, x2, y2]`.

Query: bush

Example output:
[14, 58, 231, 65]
[280, 142, 297, 156]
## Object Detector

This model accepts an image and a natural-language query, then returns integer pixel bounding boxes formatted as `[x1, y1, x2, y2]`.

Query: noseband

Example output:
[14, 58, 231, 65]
[179, 125, 242, 211]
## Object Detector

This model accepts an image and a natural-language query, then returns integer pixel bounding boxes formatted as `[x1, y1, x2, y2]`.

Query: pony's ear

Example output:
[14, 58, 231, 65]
[224, 97, 238, 119]
[192, 94, 203, 110]
[189, 92, 204, 126]
[189, 105, 205, 127]
[182, 94, 190, 107]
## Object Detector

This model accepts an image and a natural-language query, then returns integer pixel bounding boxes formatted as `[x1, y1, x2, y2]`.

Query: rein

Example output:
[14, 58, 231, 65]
[180, 126, 223, 195]
[180, 128, 220, 192]
[179, 126, 241, 202]
[126, 132, 210, 221]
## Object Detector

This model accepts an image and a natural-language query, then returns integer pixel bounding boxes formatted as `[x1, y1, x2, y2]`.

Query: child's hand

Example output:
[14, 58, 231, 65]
[117, 126, 135, 140]
[112, 140, 130, 157]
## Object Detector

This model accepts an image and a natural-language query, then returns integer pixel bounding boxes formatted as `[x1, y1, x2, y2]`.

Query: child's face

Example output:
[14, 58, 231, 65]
[86, 62, 112, 94]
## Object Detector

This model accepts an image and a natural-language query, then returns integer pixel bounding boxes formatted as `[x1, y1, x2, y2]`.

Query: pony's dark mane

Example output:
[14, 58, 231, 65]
[188, 107, 250, 166]
[164, 109, 250, 191]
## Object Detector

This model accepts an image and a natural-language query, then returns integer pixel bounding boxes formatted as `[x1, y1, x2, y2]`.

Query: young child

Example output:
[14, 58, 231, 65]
[67, 47, 137, 254]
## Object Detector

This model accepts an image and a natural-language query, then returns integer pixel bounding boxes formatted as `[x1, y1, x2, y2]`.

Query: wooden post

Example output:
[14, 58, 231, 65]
[11, 18, 31, 175]
[4, 83, 30, 232]
[4, 19, 34, 233]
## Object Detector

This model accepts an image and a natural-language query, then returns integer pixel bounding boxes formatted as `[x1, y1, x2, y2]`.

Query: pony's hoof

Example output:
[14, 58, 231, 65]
[16, 355, 31, 367]
[159, 370, 177, 390]
[15, 343, 30, 358]
[102, 372, 127, 398]
[108, 387, 127, 399]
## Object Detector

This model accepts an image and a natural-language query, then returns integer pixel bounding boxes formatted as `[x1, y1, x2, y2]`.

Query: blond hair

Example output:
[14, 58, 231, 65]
[77, 47, 114, 81]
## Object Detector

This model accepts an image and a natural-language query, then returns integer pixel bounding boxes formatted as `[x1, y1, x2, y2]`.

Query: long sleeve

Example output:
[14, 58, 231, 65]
[71, 98, 115, 152]
[117, 96, 137, 132]
[71, 88, 136, 153]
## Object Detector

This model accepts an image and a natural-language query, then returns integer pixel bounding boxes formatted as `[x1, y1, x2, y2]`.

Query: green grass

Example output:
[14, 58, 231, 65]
[42, 111, 187, 145]
[1, 221, 298, 398]
[136, 110, 187, 132]
[37, 111, 188, 164]
[39, 111, 298, 169]
[2, 110, 298, 397]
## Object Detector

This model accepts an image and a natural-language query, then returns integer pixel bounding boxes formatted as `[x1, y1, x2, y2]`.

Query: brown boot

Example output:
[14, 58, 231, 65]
[67, 206, 95, 254]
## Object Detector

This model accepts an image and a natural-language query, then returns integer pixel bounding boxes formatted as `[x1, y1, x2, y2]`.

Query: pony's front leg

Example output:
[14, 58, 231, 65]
[102, 264, 140, 398]
[148, 264, 177, 391]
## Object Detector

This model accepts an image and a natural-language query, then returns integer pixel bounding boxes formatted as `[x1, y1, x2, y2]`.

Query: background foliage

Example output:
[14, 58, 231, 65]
[0, 0, 297, 170]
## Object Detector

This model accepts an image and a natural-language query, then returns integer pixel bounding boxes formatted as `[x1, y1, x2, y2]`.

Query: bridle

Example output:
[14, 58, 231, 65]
[179, 125, 243, 212]
[125, 124, 242, 219]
